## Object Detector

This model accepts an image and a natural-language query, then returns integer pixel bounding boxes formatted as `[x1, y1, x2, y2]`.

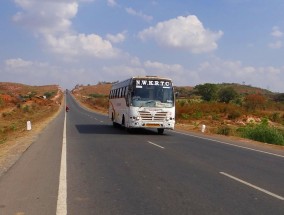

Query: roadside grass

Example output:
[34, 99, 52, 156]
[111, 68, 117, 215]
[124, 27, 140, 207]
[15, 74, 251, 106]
[237, 119, 284, 146]
[0, 83, 63, 145]
[0, 101, 60, 144]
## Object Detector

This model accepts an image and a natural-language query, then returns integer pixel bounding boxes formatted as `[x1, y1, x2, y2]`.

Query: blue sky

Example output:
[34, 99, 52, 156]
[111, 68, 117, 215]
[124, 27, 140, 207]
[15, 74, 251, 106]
[1, 0, 284, 92]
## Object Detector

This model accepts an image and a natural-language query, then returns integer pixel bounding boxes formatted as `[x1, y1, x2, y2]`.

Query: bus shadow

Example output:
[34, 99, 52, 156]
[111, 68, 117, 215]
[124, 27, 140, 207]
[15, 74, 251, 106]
[75, 124, 165, 135]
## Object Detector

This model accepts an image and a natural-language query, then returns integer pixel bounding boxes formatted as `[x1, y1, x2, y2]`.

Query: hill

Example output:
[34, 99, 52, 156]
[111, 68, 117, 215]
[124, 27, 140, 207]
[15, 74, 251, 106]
[0, 82, 63, 144]
[175, 83, 277, 99]
[72, 83, 111, 96]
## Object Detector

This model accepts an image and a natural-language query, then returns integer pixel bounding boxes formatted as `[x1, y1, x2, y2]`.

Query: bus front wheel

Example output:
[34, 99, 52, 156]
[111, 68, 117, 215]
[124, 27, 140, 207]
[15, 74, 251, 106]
[157, 128, 164, 135]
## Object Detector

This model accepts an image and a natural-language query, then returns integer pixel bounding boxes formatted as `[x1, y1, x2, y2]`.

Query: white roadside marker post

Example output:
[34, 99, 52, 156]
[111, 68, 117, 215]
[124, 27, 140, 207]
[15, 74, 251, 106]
[201, 124, 206, 133]
[27, 121, 32, 131]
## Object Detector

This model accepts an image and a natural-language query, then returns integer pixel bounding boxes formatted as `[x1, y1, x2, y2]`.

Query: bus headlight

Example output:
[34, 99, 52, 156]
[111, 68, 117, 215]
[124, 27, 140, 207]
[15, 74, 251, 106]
[166, 113, 174, 121]
[131, 116, 141, 120]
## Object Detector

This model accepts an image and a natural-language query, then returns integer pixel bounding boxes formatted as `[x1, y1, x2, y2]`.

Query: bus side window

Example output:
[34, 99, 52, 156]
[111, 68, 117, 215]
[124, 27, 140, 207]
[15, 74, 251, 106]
[121, 87, 124, 98]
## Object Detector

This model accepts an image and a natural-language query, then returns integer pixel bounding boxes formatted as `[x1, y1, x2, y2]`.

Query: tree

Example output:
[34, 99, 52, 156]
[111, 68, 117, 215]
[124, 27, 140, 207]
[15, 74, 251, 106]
[274, 93, 284, 102]
[218, 87, 238, 103]
[194, 83, 218, 101]
[244, 93, 266, 111]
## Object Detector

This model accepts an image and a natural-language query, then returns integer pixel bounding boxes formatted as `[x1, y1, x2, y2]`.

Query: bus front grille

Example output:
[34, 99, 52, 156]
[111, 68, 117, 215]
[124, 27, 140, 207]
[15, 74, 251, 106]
[138, 111, 167, 121]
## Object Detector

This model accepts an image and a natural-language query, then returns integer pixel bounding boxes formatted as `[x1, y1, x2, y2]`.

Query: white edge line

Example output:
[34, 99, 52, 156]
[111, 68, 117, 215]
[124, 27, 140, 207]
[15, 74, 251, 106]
[56, 107, 67, 214]
[171, 130, 284, 159]
[220, 172, 284, 201]
[147, 141, 165, 149]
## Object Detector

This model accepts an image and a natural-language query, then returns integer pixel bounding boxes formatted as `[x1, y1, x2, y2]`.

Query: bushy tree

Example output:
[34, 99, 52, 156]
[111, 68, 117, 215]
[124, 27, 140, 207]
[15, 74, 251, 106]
[194, 83, 218, 101]
[274, 93, 284, 102]
[244, 93, 266, 110]
[218, 87, 238, 103]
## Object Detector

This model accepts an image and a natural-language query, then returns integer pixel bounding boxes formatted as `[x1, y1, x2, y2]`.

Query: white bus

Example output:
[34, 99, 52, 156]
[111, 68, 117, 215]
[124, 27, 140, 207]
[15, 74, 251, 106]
[109, 76, 175, 134]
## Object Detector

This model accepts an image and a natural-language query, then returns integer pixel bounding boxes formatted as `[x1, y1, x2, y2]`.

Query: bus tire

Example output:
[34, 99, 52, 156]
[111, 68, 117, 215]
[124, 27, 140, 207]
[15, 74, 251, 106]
[157, 128, 164, 135]
[122, 115, 125, 127]
[126, 127, 133, 133]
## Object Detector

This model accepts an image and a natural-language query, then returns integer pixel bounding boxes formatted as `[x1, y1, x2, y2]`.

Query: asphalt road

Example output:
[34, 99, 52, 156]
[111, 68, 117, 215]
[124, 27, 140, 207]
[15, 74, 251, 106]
[0, 93, 284, 215]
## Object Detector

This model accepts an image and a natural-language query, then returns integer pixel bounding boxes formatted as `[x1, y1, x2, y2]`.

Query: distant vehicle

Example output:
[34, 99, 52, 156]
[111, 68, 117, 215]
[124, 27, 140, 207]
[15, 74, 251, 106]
[109, 76, 175, 134]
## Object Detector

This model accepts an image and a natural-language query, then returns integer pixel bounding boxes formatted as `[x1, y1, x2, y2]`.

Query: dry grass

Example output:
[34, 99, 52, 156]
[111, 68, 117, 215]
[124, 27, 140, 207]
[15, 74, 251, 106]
[0, 82, 63, 145]
[72, 84, 110, 115]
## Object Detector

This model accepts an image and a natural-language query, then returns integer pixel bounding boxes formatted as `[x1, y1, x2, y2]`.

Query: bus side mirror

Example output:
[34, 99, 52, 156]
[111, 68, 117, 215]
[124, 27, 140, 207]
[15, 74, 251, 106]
[175, 92, 179, 98]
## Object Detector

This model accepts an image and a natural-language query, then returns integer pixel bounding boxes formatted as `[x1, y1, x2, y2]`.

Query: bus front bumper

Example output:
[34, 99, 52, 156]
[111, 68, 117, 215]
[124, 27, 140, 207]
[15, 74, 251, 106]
[128, 120, 175, 129]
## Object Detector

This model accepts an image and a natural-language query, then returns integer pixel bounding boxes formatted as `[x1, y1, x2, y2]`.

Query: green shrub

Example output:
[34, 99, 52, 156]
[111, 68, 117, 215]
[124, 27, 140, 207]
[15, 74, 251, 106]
[89, 93, 107, 98]
[238, 119, 284, 145]
[44, 91, 56, 99]
[178, 100, 186, 107]
[0, 137, 7, 144]
[217, 125, 231, 136]
[22, 105, 31, 113]
[9, 123, 17, 131]
[228, 110, 241, 120]
[192, 111, 203, 119]
[212, 113, 220, 120]
[181, 113, 189, 119]
[270, 112, 281, 123]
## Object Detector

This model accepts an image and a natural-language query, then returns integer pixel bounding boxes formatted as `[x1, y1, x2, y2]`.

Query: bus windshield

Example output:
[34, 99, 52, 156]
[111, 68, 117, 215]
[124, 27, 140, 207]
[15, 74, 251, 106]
[131, 84, 174, 108]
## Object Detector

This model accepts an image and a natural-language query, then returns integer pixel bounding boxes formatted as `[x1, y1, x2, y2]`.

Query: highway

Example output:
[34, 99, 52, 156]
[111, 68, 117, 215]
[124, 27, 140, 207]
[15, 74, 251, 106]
[0, 93, 284, 215]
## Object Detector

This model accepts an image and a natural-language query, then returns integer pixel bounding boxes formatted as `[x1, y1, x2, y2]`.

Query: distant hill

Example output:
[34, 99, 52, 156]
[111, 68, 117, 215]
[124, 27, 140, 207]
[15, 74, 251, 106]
[71, 82, 282, 102]
[217, 83, 274, 96]
[72, 83, 112, 96]
[0, 82, 60, 97]
[0, 82, 61, 109]
[175, 83, 277, 99]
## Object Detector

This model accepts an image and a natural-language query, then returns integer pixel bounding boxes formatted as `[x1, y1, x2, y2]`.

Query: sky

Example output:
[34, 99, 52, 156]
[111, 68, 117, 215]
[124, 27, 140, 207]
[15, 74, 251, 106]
[0, 0, 284, 92]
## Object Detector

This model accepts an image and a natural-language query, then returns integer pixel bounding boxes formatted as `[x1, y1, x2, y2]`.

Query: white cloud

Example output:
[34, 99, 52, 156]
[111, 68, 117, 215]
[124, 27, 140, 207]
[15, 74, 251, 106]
[194, 57, 284, 92]
[100, 60, 185, 84]
[144, 61, 183, 73]
[13, 1, 78, 35]
[13, 0, 120, 59]
[268, 40, 282, 49]
[1, 57, 94, 87]
[271, 26, 283, 38]
[107, 0, 117, 7]
[45, 34, 120, 58]
[138, 15, 223, 53]
[268, 26, 283, 49]
[5, 58, 33, 68]
[106, 31, 127, 43]
[125, 7, 153, 22]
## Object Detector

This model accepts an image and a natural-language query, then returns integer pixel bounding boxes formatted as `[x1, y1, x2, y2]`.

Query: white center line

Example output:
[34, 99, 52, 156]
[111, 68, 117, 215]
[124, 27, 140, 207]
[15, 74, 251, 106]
[56, 110, 67, 215]
[220, 172, 284, 201]
[147, 141, 165, 149]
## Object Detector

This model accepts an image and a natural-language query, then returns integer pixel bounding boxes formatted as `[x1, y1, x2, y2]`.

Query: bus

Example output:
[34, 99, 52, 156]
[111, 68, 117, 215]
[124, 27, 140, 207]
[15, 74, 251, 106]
[109, 76, 175, 134]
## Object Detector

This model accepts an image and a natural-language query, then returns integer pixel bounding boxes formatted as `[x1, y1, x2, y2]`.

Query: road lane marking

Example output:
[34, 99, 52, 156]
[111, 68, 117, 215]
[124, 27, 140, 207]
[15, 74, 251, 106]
[147, 141, 165, 149]
[56, 110, 67, 215]
[220, 172, 284, 201]
[171, 130, 284, 159]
